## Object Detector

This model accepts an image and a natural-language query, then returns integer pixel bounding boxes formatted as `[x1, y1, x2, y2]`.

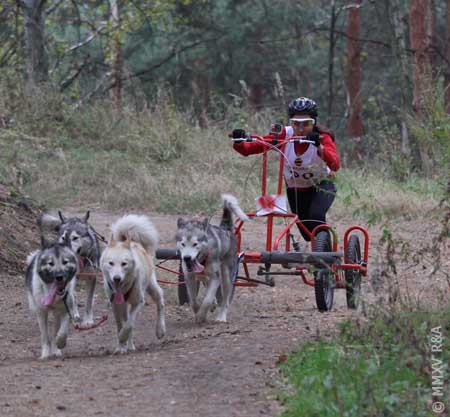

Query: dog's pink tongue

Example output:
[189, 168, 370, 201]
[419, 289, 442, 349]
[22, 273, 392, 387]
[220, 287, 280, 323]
[193, 260, 204, 273]
[114, 290, 125, 305]
[42, 283, 58, 306]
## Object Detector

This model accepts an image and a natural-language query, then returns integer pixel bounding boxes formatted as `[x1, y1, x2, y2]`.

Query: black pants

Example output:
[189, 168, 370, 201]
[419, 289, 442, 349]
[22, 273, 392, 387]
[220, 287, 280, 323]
[286, 180, 337, 241]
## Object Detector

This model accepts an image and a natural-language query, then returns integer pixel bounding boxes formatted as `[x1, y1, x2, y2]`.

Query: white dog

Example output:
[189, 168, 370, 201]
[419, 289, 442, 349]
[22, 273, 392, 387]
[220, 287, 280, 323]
[101, 214, 166, 353]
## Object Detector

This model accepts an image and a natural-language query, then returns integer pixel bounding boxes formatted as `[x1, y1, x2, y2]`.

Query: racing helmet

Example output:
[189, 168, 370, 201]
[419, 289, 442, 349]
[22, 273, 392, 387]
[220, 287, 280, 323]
[288, 97, 318, 118]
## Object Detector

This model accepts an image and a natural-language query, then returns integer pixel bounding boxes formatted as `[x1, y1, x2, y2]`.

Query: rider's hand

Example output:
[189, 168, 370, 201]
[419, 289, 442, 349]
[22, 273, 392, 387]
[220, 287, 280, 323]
[232, 128, 247, 144]
[307, 131, 321, 147]
[232, 128, 246, 138]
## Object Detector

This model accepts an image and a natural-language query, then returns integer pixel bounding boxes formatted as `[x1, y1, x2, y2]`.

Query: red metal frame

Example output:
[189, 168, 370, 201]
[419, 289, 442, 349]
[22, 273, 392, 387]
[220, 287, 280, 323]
[153, 134, 370, 291]
[232, 134, 369, 288]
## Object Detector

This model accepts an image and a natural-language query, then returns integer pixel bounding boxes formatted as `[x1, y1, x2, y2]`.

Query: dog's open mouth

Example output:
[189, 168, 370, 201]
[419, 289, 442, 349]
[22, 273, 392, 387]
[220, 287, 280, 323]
[112, 280, 125, 305]
[56, 280, 66, 292]
[41, 282, 66, 306]
[184, 258, 205, 274]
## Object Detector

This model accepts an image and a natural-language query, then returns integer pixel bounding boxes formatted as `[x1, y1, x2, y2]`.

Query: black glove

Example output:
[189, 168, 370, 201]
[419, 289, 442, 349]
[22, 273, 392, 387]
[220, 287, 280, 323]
[307, 130, 321, 147]
[231, 128, 247, 144]
[232, 128, 246, 139]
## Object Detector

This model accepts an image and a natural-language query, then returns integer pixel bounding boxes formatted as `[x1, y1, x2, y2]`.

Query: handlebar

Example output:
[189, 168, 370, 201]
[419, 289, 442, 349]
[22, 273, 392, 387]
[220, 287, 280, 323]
[230, 134, 315, 145]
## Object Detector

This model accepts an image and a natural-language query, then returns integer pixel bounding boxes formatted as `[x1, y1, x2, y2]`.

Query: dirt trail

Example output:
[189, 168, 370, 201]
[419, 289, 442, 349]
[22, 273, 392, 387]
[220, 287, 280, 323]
[0, 210, 427, 417]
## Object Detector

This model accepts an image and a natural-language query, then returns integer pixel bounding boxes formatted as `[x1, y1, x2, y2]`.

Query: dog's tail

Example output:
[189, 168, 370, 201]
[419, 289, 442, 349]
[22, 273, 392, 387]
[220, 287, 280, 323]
[111, 214, 158, 254]
[220, 194, 249, 230]
[37, 213, 62, 232]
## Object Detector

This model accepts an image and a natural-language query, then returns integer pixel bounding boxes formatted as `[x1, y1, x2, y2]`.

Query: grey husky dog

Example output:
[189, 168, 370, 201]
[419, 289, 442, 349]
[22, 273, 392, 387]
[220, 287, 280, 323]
[38, 211, 101, 325]
[101, 214, 166, 354]
[176, 194, 248, 324]
[26, 236, 79, 359]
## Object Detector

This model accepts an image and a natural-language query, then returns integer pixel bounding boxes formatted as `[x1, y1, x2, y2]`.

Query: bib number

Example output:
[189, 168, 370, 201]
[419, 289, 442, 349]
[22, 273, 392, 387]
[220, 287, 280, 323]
[290, 171, 315, 180]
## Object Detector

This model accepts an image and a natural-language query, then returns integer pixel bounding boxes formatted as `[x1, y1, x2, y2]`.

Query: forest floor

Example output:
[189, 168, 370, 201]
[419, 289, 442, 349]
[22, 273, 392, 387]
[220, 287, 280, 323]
[0, 207, 448, 417]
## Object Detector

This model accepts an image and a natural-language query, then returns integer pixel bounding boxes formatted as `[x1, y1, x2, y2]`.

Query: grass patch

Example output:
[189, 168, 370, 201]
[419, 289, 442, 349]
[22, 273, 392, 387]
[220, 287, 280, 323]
[0, 80, 446, 215]
[334, 169, 443, 224]
[279, 305, 450, 417]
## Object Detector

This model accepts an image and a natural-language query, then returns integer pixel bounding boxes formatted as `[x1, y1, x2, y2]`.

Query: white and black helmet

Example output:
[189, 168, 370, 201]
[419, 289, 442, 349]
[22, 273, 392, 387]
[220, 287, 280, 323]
[288, 97, 318, 118]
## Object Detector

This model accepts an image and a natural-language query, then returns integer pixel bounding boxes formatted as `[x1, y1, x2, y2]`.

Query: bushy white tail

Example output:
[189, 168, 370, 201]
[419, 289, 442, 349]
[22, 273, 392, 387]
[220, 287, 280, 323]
[111, 214, 158, 253]
[222, 194, 249, 222]
[221, 193, 249, 226]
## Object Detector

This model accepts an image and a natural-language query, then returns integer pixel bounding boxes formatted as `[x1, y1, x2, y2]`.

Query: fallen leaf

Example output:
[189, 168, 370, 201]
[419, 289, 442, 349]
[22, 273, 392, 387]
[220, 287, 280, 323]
[276, 354, 288, 365]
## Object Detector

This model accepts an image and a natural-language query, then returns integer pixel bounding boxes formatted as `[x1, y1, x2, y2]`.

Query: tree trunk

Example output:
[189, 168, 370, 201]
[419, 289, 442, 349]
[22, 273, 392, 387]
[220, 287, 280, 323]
[109, 0, 122, 110]
[345, 0, 364, 142]
[427, 0, 437, 75]
[386, 0, 411, 156]
[191, 56, 210, 129]
[22, 0, 48, 87]
[249, 65, 263, 109]
[409, 0, 434, 175]
[327, 0, 336, 126]
[445, 0, 450, 113]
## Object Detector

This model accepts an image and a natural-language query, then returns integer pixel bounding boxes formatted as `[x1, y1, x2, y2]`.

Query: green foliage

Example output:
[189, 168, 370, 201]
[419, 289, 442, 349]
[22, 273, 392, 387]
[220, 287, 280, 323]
[2, 0, 448, 175]
[334, 168, 442, 224]
[407, 79, 450, 174]
[279, 306, 450, 417]
[0, 77, 263, 211]
[0, 72, 444, 215]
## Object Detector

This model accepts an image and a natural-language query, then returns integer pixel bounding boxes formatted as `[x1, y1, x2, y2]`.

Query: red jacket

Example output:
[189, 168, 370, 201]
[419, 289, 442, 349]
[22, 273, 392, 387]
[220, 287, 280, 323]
[233, 128, 340, 172]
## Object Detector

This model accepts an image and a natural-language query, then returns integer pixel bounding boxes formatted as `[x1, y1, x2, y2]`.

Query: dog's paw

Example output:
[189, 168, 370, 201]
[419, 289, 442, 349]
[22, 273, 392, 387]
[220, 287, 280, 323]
[156, 321, 166, 339]
[55, 334, 67, 349]
[52, 348, 63, 357]
[127, 340, 136, 351]
[215, 314, 227, 323]
[39, 346, 51, 360]
[118, 325, 132, 344]
[73, 313, 82, 324]
[113, 345, 128, 355]
[82, 316, 94, 326]
[195, 313, 207, 324]
[39, 352, 51, 360]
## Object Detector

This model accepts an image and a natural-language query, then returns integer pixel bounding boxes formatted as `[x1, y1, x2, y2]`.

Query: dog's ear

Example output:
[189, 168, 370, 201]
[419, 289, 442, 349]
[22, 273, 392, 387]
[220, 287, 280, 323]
[123, 234, 131, 249]
[82, 210, 90, 223]
[109, 235, 117, 247]
[58, 210, 67, 224]
[202, 217, 209, 230]
[62, 231, 71, 248]
[40, 235, 52, 249]
[177, 218, 185, 228]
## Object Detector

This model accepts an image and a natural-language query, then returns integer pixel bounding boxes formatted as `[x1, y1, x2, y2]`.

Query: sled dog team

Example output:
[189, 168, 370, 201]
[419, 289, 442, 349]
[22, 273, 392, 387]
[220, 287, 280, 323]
[26, 194, 248, 359]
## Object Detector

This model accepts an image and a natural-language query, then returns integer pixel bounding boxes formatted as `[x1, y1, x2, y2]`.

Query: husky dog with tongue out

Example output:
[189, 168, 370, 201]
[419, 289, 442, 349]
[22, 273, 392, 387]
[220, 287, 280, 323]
[26, 235, 79, 359]
[176, 194, 248, 324]
[100, 214, 166, 354]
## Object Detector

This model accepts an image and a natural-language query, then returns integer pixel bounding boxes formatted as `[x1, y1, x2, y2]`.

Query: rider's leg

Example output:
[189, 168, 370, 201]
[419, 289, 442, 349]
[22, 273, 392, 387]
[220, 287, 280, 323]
[287, 187, 314, 241]
[307, 180, 337, 234]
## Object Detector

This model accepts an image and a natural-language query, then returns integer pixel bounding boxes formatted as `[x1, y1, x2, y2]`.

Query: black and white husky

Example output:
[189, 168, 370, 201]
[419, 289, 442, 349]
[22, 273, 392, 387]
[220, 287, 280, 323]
[26, 236, 79, 359]
[38, 211, 101, 325]
[176, 194, 248, 324]
[100, 214, 166, 354]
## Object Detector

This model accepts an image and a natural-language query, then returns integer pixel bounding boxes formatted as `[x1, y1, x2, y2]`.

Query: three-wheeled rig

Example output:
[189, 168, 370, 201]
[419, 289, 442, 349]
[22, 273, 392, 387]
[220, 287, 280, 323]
[155, 130, 369, 312]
